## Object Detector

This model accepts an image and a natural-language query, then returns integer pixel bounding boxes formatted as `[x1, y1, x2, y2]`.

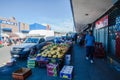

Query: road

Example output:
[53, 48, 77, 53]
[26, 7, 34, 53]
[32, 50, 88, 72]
[0, 46, 12, 67]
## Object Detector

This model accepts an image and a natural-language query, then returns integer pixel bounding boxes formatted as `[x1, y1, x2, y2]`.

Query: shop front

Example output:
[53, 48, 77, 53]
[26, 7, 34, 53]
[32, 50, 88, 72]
[108, 5, 120, 60]
[93, 1, 120, 61]
[94, 15, 108, 54]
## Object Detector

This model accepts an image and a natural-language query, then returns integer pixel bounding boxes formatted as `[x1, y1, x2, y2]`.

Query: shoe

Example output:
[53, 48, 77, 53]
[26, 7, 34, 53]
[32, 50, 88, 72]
[86, 57, 89, 60]
[90, 60, 94, 64]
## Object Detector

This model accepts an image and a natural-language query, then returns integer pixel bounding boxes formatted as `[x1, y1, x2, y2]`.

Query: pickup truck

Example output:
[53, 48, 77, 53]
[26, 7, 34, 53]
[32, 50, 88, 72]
[10, 37, 46, 58]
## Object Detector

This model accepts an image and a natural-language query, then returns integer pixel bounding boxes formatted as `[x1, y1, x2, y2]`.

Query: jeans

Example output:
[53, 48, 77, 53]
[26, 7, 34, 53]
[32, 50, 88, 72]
[86, 46, 94, 60]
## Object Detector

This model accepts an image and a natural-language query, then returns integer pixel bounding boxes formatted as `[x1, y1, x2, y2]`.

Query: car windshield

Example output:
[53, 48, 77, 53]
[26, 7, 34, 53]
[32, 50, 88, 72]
[24, 38, 39, 43]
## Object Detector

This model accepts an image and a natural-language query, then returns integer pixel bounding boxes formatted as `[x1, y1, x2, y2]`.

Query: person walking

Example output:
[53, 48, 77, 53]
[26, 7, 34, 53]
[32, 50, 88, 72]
[85, 30, 95, 63]
[74, 33, 77, 44]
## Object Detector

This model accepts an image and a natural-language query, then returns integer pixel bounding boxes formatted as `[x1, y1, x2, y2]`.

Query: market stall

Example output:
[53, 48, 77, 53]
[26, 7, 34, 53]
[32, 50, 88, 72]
[11, 40, 73, 80]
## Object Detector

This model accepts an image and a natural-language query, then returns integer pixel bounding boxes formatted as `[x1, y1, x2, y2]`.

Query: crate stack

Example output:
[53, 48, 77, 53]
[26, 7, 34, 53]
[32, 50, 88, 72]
[27, 58, 36, 68]
[47, 63, 59, 77]
[36, 57, 48, 68]
[94, 42, 105, 58]
[60, 65, 73, 80]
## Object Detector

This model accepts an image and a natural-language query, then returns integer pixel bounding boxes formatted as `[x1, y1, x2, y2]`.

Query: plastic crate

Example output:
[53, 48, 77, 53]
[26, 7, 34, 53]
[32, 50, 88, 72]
[47, 63, 59, 77]
[47, 70, 57, 77]
[37, 60, 48, 68]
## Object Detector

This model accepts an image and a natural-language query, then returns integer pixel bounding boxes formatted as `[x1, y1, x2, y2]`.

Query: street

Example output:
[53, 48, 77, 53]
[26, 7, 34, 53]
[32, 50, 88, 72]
[0, 46, 12, 67]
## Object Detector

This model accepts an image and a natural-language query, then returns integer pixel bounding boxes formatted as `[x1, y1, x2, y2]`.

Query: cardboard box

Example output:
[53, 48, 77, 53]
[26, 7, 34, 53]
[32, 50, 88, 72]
[60, 66, 73, 79]
[65, 54, 71, 65]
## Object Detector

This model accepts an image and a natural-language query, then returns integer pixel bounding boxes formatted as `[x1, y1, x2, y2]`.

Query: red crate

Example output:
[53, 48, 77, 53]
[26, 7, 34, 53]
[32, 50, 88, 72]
[94, 42, 105, 58]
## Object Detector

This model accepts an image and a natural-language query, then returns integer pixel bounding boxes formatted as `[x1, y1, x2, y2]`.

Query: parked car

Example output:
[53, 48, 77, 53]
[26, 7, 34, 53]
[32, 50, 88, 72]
[10, 37, 46, 58]
[54, 37, 63, 44]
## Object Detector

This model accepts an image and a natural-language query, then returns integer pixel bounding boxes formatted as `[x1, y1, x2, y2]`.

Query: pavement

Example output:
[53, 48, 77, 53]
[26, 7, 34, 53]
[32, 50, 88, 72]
[73, 44, 120, 80]
[0, 46, 12, 67]
[0, 44, 120, 80]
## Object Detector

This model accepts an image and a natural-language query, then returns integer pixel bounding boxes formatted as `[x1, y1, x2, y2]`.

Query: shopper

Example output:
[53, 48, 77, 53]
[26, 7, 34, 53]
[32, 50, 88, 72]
[74, 33, 77, 44]
[85, 30, 95, 63]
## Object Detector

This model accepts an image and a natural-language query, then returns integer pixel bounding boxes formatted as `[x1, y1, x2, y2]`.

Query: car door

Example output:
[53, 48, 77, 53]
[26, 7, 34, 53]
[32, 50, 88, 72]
[37, 38, 46, 49]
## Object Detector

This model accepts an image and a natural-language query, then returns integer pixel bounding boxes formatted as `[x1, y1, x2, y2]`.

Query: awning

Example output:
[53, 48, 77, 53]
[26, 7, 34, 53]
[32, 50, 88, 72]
[21, 30, 29, 33]
[2, 28, 12, 32]
[71, 0, 113, 32]
[1, 33, 9, 37]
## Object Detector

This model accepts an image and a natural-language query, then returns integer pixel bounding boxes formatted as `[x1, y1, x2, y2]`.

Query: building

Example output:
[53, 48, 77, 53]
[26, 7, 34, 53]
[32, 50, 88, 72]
[0, 17, 29, 37]
[30, 23, 51, 30]
[18, 22, 29, 34]
[0, 17, 18, 34]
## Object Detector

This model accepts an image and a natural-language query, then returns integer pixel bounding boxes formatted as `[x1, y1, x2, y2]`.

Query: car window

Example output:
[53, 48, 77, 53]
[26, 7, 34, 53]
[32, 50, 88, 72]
[24, 38, 39, 43]
[39, 38, 45, 43]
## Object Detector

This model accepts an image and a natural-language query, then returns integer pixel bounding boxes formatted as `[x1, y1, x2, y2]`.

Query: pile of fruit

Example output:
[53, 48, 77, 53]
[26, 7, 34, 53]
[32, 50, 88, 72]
[37, 44, 69, 59]
[41, 42, 52, 51]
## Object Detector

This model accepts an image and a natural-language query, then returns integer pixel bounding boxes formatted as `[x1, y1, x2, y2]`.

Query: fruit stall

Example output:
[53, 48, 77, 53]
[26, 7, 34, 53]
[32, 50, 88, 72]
[11, 41, 74, 80]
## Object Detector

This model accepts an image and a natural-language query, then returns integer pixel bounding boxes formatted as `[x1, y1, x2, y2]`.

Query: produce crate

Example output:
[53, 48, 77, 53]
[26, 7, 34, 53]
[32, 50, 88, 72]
[94, 42, 105, 58]
[47, 70, 57, 77]
[27, 58, 36, 63]
[12, 68, 32, 80]
[47, 63, 59, 77]
[27, 64, 36, 68]
[27, 59, 36, 68]
[37, 60, 48, 68]
[36, 57, 49, 68]
[60, 65, 73, 80]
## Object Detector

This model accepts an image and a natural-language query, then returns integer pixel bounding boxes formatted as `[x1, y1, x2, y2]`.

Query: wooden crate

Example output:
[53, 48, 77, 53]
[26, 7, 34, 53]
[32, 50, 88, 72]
[12, 68, 32, 80]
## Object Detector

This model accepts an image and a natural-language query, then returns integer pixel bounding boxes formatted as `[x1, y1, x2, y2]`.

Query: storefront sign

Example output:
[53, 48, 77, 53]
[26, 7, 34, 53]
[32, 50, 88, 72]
[96, 15, 108, 29]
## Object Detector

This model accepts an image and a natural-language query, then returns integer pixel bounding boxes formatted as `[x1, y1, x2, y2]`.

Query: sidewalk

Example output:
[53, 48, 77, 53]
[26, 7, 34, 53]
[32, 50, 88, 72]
[0, 44, 120, 80]
[73, 44, 120, 80]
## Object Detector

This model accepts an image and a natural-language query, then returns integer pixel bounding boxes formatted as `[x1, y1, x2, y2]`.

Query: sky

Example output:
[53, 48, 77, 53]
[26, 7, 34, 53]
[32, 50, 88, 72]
[0, 0, 74, 32]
